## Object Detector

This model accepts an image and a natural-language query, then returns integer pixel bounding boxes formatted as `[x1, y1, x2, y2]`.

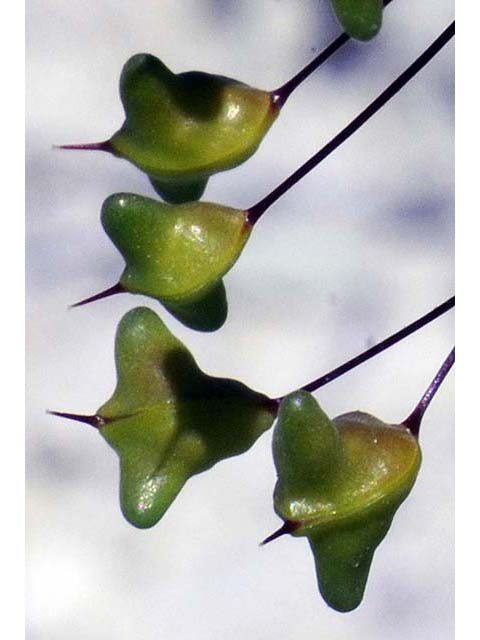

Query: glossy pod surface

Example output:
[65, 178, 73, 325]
[272, 391, 421, 612]
[101, 193, 251, 331]
[110, 54, 280, 202]
[98, 307, 275, 528]
[329, 0, 383, 41]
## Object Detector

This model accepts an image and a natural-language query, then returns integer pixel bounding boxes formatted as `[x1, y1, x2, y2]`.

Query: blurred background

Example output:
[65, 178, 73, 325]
[26, 1, 454, 638]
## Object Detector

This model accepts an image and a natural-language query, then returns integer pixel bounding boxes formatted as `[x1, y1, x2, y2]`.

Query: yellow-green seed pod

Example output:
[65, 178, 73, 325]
[63, 54, 280, 203]
[272, 391, 421, 612]
[75, 193, 252, 331]
[57, 307, 275, 529]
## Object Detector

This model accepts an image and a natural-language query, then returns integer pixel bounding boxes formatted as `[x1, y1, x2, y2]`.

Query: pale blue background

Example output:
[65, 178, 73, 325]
[26, 1, 454, 638]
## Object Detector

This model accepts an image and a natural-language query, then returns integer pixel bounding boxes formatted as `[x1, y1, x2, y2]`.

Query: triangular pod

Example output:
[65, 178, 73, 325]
[164, 280, 227, 332]
[149, 176, 208, 204]
[270, 393, 422, 611]
[102, 54, 279, 203]
[100, 193, 251, 330]
[81, 307, 275, 528]
[308, 515, 393, 612]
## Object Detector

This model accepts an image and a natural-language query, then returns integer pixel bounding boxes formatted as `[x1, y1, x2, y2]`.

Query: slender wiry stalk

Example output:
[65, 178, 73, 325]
[286, 296, 455, 400]
[402, 347, 455, 437]
[247, 21, 455, 225]
[271, 0, 395, 107]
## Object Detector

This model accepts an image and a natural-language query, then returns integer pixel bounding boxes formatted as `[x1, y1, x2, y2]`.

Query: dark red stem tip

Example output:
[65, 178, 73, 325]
[263, 397, 281, 416]
[54, 139, 114, 153]
[47, 410, 105, 429]
[70, 283, 126, 309]
[260, 520, 300, 546]
[402, 347, 455, 438]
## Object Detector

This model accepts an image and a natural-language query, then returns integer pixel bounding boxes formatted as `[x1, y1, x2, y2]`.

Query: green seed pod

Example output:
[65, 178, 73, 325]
[75, 193, 251, 331]
[52, 307, 275, 529]
[271, 391, 421, 612]
[63, 54, 279, 203]
[329, 0, 383, 41]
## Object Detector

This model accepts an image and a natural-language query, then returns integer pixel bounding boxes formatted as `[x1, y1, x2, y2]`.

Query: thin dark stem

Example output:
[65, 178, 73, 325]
[247, 21, 455, 226]
[70, 282, 126, 308]
[402, 347, 455, 437]
[272, 35, 349, 108]
[271, 0, 395, 107]
[269, 296, 454, 404]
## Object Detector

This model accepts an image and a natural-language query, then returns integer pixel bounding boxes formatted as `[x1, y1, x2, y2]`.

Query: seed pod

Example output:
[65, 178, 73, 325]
[74, 193, 252, 331]
[62, 54, 280, 203]
[51, 307, 275, 528]
[271, 390, 421, 612]
[329, 0, 383, 41]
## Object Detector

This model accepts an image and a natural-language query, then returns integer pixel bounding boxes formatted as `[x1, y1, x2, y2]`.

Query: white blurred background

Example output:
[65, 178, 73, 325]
[26, 1, 454, 638]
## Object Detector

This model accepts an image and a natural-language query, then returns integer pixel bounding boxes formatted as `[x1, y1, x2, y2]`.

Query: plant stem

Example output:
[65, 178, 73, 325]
[402, 347, 455, 437]
[247, 21, 455, 226]
[271, 0, 395, 107]
[269, 296, 454, 405]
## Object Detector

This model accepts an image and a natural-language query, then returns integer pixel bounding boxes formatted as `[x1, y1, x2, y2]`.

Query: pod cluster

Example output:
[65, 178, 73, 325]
[53, 4, 427, 614]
